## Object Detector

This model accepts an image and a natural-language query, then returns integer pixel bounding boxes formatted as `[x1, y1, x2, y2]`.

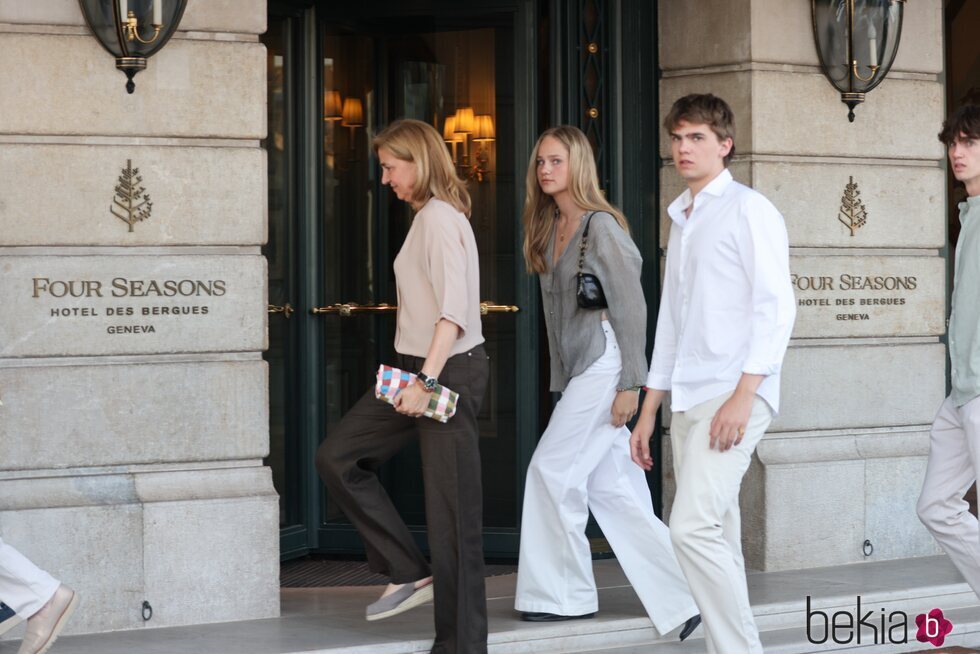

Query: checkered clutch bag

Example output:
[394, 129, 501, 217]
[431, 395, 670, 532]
[375, 364, 459, 423]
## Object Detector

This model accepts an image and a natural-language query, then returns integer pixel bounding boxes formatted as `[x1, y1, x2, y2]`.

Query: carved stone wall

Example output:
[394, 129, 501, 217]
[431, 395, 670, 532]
[658, 0, 946, 570]
[0, 0, 277, 635]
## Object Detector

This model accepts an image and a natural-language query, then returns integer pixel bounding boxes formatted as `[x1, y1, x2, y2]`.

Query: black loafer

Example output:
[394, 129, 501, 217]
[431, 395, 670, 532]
[679, 614, 701, 641]
[520, 611, 595, 622]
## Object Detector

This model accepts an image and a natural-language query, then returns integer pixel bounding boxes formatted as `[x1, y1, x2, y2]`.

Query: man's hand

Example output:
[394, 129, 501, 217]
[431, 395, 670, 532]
[393, 382, 430, 417]
[630, 389, 664, 470]
[611, 390, 638, 428]
[709, 391, 753, 451]
[630, 412, 656, 471]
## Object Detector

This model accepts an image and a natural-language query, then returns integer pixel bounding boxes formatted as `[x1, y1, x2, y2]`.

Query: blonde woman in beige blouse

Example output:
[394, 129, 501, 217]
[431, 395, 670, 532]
[316, 119, 490, 654]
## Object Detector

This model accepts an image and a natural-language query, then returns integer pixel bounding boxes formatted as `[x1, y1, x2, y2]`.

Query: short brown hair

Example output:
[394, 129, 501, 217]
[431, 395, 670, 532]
[938, 101, 980, 146]
[664, 93, 736, 165]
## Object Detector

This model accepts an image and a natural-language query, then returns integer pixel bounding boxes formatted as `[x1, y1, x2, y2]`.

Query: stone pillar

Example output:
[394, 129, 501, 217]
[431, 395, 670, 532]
[0, 0, 278, 635]
[658, 0, 946, 570]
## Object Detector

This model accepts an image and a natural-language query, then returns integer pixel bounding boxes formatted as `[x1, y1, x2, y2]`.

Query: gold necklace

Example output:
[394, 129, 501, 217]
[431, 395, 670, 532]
[555, 209, 570, 245]
[554, 209, 582, 245]
[556, 220, 570, 244]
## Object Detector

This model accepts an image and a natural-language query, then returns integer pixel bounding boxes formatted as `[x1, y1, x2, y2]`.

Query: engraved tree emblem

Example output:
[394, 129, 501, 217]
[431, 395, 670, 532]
[110, 159, 152, 232]
[838, 175, 867, 237]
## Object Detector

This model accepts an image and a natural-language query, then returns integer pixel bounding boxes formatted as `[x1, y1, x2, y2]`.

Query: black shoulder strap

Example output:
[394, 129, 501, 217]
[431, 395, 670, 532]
[578, 211, 597, 272]
[581, 211, 597, 238]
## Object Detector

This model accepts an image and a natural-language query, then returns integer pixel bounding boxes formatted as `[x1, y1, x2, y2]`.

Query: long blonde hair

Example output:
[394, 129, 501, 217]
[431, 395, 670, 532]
[373, 119, 471, 216]
[522, 126, 629, 273]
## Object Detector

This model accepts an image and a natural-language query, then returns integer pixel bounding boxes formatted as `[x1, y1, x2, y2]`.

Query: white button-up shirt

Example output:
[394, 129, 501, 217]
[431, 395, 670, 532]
[646, 169, 796, 414]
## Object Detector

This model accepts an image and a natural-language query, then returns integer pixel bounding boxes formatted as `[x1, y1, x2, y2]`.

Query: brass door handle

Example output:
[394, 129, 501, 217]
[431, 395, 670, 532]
[268, 303, 294, 318]
[311, 302, 397, 317]
[480, 301, 520, 315]
[311, 301, 519, 317]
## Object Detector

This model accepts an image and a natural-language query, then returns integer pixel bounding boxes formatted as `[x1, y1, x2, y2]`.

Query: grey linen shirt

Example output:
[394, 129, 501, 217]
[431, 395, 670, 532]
[539, 211, 647, 392]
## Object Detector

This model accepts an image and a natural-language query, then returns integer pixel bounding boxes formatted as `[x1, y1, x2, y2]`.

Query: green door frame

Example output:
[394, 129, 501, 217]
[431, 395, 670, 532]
[547, 0, 664, 513]
[618, 0, 664, 513]
[263, 1, 321, 560]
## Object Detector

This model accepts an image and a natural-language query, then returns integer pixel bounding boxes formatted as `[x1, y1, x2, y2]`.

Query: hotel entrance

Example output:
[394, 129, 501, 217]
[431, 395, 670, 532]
[262, 1, 541, 560]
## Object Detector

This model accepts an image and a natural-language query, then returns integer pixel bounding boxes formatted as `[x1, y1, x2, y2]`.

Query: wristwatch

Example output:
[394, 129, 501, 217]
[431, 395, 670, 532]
[416, 371, 438, 392]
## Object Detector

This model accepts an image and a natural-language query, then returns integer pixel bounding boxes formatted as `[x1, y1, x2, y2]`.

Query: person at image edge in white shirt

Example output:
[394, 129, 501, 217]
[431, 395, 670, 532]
[630, 93, 796, 654]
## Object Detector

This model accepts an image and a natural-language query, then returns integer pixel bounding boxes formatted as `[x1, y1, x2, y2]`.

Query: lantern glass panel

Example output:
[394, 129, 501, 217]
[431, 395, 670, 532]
[813, 0, 850, 91]
[78, 0, 186, 58]
[857, 0, 903, 93]
[812, 0, 904, 94]
[79, 0, 122, 57]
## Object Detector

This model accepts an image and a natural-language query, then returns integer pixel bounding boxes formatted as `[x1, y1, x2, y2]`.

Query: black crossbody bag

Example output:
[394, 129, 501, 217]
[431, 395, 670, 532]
[576, 212, 608, 309]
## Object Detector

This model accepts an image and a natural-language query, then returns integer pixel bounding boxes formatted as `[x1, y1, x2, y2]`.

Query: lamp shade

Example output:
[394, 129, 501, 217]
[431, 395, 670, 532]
[443, 115, 457, 142]
[341, 97, 364, 127]
[453, 107, 475, 135]
[812, 0, 905, 121]
[78, 0, 188, 93]
[323, 91, 343, 121]
[473, 115, 495, 142]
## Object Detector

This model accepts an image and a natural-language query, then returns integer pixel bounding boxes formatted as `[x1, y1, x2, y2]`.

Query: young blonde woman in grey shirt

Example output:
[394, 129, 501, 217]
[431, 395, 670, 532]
[514, 126, 700, 642]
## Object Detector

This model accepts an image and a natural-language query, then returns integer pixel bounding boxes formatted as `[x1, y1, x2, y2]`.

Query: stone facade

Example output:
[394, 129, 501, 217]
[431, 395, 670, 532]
[659, 0, 947, 570]
[0, 0, 277, 637]
[0, 0, 955, 640]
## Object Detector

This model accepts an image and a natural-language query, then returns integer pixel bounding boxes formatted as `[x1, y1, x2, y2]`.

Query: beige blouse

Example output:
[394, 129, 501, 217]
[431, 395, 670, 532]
[392, 198, 484, 358]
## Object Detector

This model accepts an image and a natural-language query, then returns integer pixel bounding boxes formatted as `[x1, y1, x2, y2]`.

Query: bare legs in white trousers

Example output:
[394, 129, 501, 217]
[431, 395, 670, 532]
[668, 391, 773, 654]
[917, 395, 980, 596]
[515, 324, 698, 635]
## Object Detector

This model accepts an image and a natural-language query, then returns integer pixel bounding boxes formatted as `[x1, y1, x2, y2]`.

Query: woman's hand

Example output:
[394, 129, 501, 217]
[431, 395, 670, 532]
[393, 381, 431, 417]
[611, 390, 638, 428]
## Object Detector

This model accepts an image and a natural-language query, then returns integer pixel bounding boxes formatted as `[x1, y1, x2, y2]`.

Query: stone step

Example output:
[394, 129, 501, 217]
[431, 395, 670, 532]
[582, 606, 980, 653]
[558, 582, 980, 654]
[43, 555, 979, 654]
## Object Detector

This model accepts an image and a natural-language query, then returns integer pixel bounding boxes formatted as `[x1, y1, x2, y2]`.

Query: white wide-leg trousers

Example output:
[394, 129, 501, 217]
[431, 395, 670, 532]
[917, 394, 980, 596]
[668, 391, 773, 654]
[0, 536, 59, 617]
[515, 322, 698, 635]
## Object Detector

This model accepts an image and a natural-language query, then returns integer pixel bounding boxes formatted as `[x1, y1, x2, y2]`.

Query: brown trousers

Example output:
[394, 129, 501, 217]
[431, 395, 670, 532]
[315, 345, 490, 654]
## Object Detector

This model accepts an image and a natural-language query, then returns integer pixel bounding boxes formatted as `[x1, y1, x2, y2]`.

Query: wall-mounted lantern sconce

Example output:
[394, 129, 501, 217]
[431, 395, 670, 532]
[443, 114, 460, 161]
[473, 114, 495, 143]
[323, 91, 343, 121]
[442, 111, 494, 184]
[78, 0, 188, 94]
[471, 114, 495, 183]
[812, 0, 905, 122]
[452, 106, 476, 170]
[341, 97, 364, 150]
[453, 107, 475, 136]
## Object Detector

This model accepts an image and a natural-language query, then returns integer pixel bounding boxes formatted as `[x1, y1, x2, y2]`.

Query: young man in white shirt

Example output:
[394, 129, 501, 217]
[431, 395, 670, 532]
[630, 93, 796, 653]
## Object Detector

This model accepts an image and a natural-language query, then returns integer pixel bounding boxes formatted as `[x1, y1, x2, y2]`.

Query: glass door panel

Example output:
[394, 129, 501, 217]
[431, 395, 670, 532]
[315, 14, 522, 555]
